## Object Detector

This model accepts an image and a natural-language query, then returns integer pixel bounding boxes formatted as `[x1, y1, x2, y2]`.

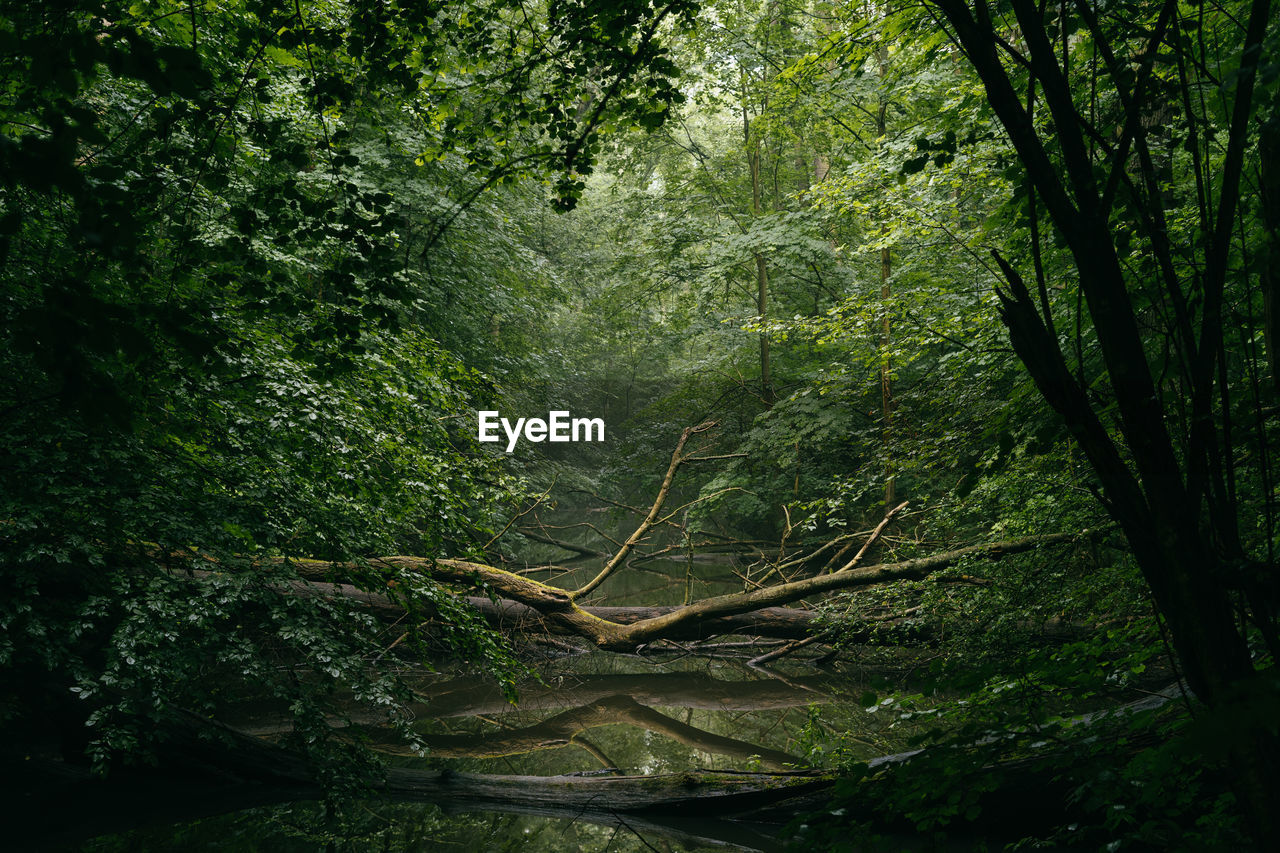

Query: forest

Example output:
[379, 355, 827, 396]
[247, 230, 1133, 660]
[1, 0, 1278, 850]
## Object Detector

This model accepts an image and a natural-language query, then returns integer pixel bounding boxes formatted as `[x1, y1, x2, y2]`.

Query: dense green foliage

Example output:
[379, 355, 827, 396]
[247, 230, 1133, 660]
[505, 0, 1280, 846]
[3, 0, 1279, 849]
[0, 0, 697, 778]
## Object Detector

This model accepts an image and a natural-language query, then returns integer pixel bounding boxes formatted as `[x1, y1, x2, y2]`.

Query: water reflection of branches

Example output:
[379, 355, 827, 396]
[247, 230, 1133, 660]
[375, 695, 803, 770]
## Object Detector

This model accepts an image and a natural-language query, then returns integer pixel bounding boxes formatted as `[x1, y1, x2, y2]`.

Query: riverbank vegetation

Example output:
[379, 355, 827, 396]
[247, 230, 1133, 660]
[3, 1, 1278, 850]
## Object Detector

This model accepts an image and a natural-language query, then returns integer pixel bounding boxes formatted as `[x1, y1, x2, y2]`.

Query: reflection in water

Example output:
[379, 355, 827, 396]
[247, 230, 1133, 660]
[414, 670, 837, 717]
[83, 799, 779, 852]
[78, 534, 918, 851]
[235, 666, 850, 776]
[383, 694, 802, 769]
[76, 657, 888, 851]
[395, 668, 841, 774]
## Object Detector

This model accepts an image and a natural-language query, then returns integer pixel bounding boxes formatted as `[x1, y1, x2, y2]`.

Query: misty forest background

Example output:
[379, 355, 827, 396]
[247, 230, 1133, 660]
[3, 0, 1280, 850]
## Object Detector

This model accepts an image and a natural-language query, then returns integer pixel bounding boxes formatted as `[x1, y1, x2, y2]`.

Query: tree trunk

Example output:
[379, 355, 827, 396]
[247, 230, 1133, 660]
[1260, 117, 1280, 393]
[744, 70, 774, 406]
[280, 531, 1078, 652]
[880, 242, 893, 511]
[876, 44, 895, 513]
[930, 1, 1280, 843]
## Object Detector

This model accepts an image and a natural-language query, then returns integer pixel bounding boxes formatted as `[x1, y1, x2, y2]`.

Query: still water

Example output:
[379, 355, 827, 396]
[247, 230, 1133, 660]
[80, 533, 918, 852]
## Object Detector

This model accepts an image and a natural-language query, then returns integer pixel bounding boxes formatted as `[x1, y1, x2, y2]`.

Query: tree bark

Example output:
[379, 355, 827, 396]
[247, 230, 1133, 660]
[930, 1, 1279, 843]
[1260, 117, 1280, 393]
[283, 531, 1079, 651]
[876, 43, 895, 513]
[744, 68, 774, 407]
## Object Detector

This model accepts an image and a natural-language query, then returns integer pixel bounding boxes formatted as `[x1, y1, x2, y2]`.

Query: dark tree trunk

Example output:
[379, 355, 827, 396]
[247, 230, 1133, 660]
[930, 0, 1279, 844]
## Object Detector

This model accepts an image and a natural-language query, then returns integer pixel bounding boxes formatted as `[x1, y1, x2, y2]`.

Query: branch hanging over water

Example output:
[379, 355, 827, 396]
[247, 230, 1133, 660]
[286, 530, 1085, 651]
[572, 420, 717, 598]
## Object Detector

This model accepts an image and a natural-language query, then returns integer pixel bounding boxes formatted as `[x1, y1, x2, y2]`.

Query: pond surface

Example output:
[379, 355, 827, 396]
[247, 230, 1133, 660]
[82, 524, 926, 852]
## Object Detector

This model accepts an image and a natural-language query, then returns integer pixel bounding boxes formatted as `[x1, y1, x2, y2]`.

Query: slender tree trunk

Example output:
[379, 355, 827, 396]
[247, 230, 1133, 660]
[876, 45, 895, 513]
[930, 0, 1280, 843]
[880, 243, 893, 511]
[744, 71, 774, 406]
[1260, 118, 1280, 393]
[751, 140, 774, 406]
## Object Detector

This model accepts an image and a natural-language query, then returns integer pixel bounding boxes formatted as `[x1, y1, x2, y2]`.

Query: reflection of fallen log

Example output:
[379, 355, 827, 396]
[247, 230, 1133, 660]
[469, 597, 820, 640]
[381, 768, 827, 845]
[414, 671, 837, 718]
[372, 694, 802, 769]
[383, 766, 828, 812]
[18, 686, 1179, 852]
[229, 671, 837, 754]
[13, 711, 828, 852]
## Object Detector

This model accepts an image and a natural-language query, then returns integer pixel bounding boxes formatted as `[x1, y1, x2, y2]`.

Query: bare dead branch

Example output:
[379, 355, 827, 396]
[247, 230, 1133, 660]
[832, 500, 909, 573]
[747, 630, 834, 667]
[515, 528, 609, 558]
[573, 422, 717, 599]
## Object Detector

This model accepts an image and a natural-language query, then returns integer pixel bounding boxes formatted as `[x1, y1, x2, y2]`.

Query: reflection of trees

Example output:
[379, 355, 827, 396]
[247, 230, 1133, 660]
[374, 694, 801, 769]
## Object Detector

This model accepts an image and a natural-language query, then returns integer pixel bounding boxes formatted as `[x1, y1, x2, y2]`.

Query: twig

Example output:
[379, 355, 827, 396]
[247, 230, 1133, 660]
[566, 490, 681, 530]
[573, 422, 716, 599]
[831, 501, 908, 574]
[484, 474, 557, 550]
[748, 630, 833, 667]
[517, 528, 608, 558]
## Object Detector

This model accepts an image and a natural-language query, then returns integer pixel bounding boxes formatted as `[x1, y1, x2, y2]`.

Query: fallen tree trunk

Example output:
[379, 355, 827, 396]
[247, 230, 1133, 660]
[468, 598, 1106, 646]
[271, 577, 822, 641]
[232, 554, 1100, 658]
[181, 529, 1086, 653]
[284, 530, 1083, 651]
